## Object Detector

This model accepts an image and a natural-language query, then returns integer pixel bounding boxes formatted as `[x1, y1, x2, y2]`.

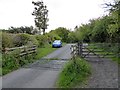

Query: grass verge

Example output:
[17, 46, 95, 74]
[35, 43, 66, 60]
[35, 44, 57, 60]
[112, 57, 120, 64]
[2, 43, 66, 75]
[56, 57, 91, 88]
[0, 53, 2, 76]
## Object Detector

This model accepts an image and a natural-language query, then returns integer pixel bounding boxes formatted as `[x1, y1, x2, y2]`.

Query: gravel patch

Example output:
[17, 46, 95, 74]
[84, 57, 118, 88]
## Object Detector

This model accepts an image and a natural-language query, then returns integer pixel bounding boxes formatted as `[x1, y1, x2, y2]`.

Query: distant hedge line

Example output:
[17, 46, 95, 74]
[1, 31, 62, 75]
[1, 32, 61, 50]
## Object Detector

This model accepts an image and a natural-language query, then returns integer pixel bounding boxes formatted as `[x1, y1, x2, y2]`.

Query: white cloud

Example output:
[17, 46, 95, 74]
[0, 0, 111, 31]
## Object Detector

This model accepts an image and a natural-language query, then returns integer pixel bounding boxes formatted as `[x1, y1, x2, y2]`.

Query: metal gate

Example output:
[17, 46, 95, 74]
[71, 42, 118, 60]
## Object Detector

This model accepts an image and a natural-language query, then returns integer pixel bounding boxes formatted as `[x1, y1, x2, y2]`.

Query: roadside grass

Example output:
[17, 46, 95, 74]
[2, 44, 56, 75]
[2, 43, 66, 75]
[56, 57, 91, 88]
[35, 44, 57, 60]
[35, 43, 66, 60]
[2, 54, 39, 75]
[112, 57, 120, 64]
[0, 53, 2, 76]
[0, 68, 1, 76]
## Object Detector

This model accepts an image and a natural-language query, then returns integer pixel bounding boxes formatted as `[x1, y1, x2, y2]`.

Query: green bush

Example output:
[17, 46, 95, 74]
[46, 32, 62, 44]
[2, 53, 19, 75]
[2, 47, 37, 75]
[35, 35, 48, 47]
[53, 27, 70, 42]
[0, 31, 2, 52]
[13, 33, 38, 47]
[2, 32, 13, 49]
[26, 35, 39, 46]
[57, 57, 91, 88]
[13, 33, 30, 47]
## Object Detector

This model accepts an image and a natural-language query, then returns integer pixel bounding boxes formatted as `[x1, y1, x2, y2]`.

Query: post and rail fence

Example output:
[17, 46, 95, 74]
[2, 45, 37, 58]
[70, 42, 83, 59]
[70, 44, 78, 59]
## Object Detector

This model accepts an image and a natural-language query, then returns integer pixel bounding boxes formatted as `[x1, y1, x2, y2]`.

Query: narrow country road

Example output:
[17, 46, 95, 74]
[2, 44, 72, 88]
[43, 44, 72, 59]
[2, 43, 119, 88]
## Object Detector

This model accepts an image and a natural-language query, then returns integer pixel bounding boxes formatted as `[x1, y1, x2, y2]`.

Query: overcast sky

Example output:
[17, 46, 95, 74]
[0, 0, 113, 32]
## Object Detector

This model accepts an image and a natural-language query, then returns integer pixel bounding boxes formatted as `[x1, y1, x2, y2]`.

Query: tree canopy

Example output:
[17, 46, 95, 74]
[32, 1, 49, 35]
[70, 0, 120, 43]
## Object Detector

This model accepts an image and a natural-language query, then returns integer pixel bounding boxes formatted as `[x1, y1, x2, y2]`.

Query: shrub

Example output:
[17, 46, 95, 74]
[26, 35, 38, 46]
[35, 35, 48, 47]
[13, 33, 38, 47]
[46, 32, 62, 44]
[2, 52, 19, 75]
[2, 32, 13, 49]
[2, 47, 37, 75]
[0, 31, 2, 52]
[57, 57, 91, 88]
[13, 33, 30, 47]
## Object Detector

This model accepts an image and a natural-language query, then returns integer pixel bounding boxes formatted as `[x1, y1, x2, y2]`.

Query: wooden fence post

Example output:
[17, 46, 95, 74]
[78, 41, 82, 57]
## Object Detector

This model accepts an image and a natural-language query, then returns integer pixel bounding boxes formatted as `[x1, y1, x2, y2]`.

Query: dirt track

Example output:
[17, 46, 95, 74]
[83, 56, 118, 88]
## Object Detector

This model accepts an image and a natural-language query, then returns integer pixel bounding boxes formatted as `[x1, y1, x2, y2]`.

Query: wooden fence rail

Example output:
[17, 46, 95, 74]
[3, 45, 37, 57]
[70, 42, 83, 59]
[70, 44, 79, 59]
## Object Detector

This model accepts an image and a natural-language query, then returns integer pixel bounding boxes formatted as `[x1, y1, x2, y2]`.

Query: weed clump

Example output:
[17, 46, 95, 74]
[57, 57, 91, 88]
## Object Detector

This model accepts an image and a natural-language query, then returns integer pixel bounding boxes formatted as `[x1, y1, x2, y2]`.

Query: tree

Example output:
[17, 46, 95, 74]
[90, 16, 110, 42]
[19, 26, 33, 34]
[53, 27, 70, 42]
[8, 26, 33, 34]
[68, 32, 78, 43]
[104, 0, 120, 42]
[8, 26, 22, 33]
[75, 24, 91, 42]
[32, 1, 48, 35]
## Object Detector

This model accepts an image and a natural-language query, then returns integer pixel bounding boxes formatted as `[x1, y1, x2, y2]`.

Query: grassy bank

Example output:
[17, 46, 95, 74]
[2, 44, 56, 75]
[112, 57, 120, 64]
[35, 42, 66, 60]
[56, 57, 91, 88]
[2, 43, 66, 75]
[35, 44, 57, 60]
[0, 53, 2, 76]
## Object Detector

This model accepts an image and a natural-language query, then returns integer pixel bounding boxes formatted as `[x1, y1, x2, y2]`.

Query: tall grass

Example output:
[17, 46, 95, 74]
[0, 53, 2, 76]
[2, 43, 63, 75]
[2, 50, 36, 75]
[35, 44, 57, 60]
[57, 57, 91, 88]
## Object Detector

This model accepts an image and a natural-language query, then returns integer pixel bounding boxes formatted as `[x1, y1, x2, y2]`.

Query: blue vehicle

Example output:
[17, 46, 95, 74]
[52, 40, 62, 48]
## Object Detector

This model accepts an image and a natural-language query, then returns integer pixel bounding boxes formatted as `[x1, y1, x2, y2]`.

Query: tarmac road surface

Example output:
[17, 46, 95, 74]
[2, 44, 73, 88]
